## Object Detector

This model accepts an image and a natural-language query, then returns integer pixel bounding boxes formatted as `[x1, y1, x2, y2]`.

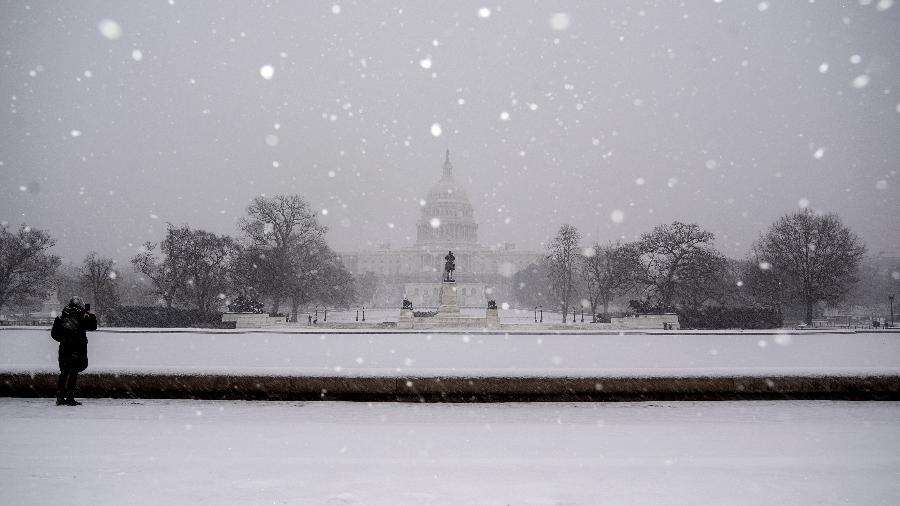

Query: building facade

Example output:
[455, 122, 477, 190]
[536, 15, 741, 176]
[339, 151, 542, 308]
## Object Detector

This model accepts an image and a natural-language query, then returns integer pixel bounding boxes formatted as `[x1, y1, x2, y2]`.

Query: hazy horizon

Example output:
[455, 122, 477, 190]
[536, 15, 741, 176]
[2, 1, 898, 267]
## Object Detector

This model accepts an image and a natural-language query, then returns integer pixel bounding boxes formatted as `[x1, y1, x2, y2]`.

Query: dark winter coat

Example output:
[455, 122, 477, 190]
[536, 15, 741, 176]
[51, 307, 98, 372]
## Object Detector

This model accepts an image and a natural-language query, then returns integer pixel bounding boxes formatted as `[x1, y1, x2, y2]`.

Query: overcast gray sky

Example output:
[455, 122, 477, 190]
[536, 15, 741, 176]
[2, 1, 898, 265]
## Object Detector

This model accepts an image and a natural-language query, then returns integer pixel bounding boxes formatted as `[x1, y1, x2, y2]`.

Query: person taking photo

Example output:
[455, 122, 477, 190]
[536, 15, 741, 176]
[50, 297, 98, 406]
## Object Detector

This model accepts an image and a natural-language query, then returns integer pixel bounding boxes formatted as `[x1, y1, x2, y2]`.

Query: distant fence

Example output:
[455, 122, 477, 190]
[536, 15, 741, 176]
[0, 319, 52, 327]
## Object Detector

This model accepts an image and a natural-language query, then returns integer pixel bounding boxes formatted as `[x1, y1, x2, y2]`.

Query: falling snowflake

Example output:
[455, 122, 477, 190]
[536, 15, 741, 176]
[97, 19, 122, 40]
[478, 7, 491, 18]
[430, 123, 442, 137]
[852, 74, 870, 88]
[259, 65, 274, 80]
[549, 13, 570, 31]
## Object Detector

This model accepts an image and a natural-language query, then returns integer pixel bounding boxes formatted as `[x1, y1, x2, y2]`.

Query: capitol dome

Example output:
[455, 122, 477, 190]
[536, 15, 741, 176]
[416, 150, 478, 246]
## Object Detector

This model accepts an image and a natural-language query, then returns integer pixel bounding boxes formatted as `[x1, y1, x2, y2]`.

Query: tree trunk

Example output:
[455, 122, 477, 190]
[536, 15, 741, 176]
[290, 297, 300, 323]
[805, 298, 814, 326]
[270, 299, 280, 315]
[561, 303, 568, 323]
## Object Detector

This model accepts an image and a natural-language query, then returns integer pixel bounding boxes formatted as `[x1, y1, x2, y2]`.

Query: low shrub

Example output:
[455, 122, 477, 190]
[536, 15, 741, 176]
[105, 306, 234, 329]
[677, 307, 782, 330]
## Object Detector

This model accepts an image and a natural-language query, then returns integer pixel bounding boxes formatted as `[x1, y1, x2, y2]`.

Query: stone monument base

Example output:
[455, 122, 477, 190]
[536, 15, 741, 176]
[437, 281, 461, 316]
[398, 281, 497, 329]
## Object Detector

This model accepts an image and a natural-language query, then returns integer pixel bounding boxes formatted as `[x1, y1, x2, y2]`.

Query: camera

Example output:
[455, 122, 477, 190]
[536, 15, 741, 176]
[84, 303, 91, 312]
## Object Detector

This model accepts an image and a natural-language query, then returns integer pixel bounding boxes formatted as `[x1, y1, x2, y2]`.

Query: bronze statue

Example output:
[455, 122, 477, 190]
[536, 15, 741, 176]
[443, 250, 456, 282]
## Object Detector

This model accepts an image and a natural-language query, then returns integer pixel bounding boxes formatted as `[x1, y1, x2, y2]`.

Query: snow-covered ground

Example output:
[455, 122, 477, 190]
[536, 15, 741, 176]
[1, 399, 897, 505]
[2, 328, 898, 377]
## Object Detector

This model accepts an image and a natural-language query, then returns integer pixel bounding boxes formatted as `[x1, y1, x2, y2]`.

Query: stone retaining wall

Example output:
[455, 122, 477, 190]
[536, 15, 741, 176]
[3, 373, 897, 402]
[221, 313, 288, 328]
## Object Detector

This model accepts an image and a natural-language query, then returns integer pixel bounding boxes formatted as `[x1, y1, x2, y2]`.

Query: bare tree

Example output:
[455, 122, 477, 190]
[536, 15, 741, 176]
[581, 241, 641, 319]
[312, 249, 355, 308]
[131, 224, 238, 311]
[0, 224, 61, 312]
[546, 224, 581, 322]
[54, 263, 82, 307]
[638, 221, 718, 310]
[353, 271, 378, 306]
[181, 230, 240, 313]
[285, 238, 328, 317]
[132, 225, 193, 308]
[511, 259, 554, 309]
[240, 194, 326, 313]
[672, 248, 728, 312]
[752, 209, 865, 325]
[742, 255, 790, 312]
[80, 252, 122, 314]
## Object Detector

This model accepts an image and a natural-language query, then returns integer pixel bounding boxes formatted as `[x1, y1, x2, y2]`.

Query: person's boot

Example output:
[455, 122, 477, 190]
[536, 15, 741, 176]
[56, 393, 66, 406]
[64, 397, 82, 406]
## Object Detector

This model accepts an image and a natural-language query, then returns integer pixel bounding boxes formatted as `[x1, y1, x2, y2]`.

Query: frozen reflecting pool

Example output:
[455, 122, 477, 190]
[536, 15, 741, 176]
[1, 399, 898, 505]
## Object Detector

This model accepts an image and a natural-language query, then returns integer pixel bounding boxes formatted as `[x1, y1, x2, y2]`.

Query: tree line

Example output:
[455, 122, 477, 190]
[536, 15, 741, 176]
[0, 194, 356, 321]
[515, 209, 868, 325]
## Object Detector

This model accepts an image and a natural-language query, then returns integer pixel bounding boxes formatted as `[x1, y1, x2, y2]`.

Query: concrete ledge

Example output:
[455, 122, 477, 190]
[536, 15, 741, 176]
[3, 373, 898, 402]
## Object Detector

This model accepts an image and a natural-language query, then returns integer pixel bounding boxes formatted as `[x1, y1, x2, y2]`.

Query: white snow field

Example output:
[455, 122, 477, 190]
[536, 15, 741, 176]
[0, 399, 897, 505]
[1, 328, 898, 378]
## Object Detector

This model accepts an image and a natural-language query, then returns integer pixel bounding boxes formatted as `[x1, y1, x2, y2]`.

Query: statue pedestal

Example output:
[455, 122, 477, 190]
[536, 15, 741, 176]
[437, 281, 461, 316]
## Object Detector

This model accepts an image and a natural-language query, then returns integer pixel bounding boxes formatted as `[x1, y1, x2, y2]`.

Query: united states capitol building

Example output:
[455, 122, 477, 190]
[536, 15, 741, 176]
[339, 151, 542, 308]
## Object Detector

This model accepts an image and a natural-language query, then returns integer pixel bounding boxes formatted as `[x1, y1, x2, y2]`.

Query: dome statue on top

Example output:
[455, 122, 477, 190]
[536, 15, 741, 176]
[416, 150, 479, 246]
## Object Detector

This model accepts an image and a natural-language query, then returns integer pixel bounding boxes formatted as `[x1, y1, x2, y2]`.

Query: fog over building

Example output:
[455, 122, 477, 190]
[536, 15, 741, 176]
[340, 151, 541, 308]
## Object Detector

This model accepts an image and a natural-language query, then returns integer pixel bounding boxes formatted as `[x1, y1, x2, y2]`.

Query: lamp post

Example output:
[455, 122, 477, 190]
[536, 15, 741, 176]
[323, 307, 328, 322]
[534, 306, 538, 323]
[362, 306, 366, 322]
[890, 294, 895, 328]
[580, 309, 584, 323]
[355, 309, 359, 322]
[539, 305, 543, 323]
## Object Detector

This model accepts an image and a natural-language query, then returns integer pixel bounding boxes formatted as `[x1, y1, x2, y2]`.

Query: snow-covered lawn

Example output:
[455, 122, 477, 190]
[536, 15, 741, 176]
[2, 328, 898, 377]
[0, 399, 897, 505]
